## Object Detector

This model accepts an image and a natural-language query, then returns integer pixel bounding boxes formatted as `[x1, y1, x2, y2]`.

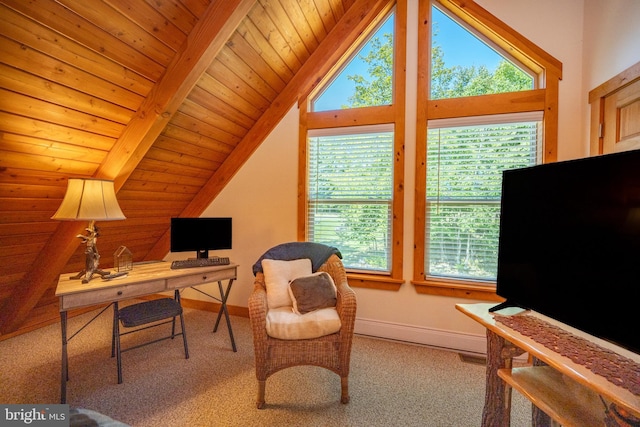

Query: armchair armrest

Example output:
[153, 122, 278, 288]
[248, 274, 269, 343]
[319, 254, 357, 334]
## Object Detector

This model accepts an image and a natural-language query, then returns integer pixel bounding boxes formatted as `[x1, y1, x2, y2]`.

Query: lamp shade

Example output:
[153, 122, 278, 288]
[52, 178, 126, 221]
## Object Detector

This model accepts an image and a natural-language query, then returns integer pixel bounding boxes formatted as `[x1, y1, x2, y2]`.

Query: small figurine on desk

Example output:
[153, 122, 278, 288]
[70, 223, 111, 283]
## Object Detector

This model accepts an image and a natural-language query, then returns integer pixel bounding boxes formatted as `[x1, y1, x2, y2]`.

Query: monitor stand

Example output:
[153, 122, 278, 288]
[196, 249, 209, 259]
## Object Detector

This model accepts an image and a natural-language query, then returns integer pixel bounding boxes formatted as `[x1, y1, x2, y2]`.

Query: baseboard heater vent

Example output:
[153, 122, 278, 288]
[458, 353, 487, 365]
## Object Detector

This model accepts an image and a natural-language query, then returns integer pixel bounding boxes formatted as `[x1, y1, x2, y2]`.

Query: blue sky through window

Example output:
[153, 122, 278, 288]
[312, 7, 504, 111]
[432, 7, 502, 71]
[312, 14, 394, 111]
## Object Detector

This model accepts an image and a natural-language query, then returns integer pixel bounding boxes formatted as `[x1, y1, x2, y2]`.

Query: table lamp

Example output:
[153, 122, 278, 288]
[52, 178, 126, 283]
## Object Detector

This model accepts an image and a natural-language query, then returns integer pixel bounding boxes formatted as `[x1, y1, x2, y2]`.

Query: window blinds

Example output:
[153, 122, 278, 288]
[426, 113, 542, 281]
[308, 125, 394, 272]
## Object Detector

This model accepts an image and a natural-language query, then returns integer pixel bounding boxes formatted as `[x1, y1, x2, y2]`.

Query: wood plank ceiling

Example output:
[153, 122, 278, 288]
[0, 0, 389, 337]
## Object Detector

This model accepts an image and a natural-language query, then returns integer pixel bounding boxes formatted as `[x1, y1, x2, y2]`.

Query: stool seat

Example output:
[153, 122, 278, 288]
[119, 298, 182, 328]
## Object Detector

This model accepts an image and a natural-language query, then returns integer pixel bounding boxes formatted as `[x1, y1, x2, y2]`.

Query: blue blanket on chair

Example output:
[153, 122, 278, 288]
[252, 242, 342, 275]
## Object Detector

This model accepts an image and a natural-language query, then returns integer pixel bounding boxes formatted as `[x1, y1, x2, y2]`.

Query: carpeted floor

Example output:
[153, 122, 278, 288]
[0, 304, 532, 426]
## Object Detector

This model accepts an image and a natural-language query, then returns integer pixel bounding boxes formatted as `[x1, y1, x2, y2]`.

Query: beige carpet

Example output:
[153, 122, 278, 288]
[0, 304, 531, 426]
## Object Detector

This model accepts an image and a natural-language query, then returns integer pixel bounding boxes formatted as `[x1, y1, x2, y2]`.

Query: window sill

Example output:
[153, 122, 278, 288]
[412, 277, 504, 302]
[346, 272, 403, 291]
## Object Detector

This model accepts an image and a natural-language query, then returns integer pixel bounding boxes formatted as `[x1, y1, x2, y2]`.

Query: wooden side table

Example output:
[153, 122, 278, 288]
[456, 303, 640, 427]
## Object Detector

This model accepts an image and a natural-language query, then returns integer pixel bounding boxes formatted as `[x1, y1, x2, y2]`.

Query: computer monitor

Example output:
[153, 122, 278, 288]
[170, 217, 232, 259]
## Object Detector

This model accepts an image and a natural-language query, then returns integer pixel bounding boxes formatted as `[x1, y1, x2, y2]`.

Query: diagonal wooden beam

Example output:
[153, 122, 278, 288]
[108, 0, 257, 191]
[145, 0, 390, 260]
[0, 0, 256, 334]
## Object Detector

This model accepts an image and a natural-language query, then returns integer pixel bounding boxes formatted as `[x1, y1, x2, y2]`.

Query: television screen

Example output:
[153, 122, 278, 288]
[495, 149, 640, 354]
[170, 217, 232, 259]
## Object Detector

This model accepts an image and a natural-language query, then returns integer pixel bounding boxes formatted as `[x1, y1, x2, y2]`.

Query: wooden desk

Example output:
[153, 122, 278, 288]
[456, 303, 640, 427]
[55, 261, 238, 403]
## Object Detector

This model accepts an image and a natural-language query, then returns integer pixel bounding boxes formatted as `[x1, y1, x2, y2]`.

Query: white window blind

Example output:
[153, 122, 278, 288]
[426, 114, 542, 281]
[308, 125, 394, 272]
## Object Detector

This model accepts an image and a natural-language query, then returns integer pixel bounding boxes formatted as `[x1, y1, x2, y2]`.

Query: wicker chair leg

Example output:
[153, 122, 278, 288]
[340, 376, 350, 404]
[256, 380, 266, 409]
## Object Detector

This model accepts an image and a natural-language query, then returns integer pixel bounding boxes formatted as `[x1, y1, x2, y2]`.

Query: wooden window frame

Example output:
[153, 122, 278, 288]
[299, 0, 406, 291]
[412, 0, 562, 300]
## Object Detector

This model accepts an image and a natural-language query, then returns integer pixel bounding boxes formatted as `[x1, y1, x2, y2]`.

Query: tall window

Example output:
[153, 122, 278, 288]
[413, 0, 561, 299]
[301, 3, 405, 290]
[308, 126, 394, 271]
[423, 4, 540, 285]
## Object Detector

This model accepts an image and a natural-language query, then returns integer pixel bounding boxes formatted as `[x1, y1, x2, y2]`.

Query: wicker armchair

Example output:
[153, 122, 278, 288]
[248, 253, 357, 409]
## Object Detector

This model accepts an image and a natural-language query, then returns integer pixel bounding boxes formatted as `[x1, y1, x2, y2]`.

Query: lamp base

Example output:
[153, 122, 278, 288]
[70, 268, 111, 284]
[71, 221, 110, 284]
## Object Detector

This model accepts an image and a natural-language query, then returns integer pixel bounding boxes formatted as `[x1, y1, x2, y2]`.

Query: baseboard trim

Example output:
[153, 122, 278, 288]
[178, 299, 495, 357]
[355, 317, 487, 355]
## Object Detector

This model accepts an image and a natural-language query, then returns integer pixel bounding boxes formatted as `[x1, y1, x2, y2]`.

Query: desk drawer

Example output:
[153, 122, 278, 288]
[167, 268, 236, 289]
[60, 279, 166, 310]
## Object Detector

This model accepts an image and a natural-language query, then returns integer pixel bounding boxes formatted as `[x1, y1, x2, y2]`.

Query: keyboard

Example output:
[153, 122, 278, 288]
[170, 257, 230, 269]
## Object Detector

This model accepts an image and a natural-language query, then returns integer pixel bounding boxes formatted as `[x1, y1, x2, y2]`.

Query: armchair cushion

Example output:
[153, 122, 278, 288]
[266, 306, 341, 340]
[262, 258, 312, 309]
[288, 272, 337, 314]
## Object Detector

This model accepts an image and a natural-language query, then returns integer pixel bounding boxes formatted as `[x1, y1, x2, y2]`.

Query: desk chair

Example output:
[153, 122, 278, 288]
[112, 289, 189, 383]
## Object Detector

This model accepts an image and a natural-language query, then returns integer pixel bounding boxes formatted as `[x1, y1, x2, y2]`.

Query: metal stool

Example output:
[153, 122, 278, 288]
[112, 290, 189, 383]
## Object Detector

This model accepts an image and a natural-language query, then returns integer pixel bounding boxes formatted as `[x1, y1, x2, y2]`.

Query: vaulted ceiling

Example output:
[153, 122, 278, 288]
[0, 0, 391, 337]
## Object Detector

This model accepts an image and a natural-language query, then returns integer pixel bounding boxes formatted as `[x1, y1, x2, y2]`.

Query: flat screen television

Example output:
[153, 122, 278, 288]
[493, 149, 640, 354]
[170, 217, 232, 259]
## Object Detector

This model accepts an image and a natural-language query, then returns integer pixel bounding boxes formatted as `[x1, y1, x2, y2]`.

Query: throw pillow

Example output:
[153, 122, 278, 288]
[288, 271, 337, 314]
[262, 258, 312, 309]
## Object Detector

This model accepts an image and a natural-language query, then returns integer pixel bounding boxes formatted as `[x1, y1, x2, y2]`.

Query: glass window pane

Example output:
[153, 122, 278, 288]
[426, 120, 540, 281]
[311, 12, 395, 111]
[427, 203, 501, 280]
[430, 5, 534, 100]
[308, 130, 394, 272]
[309, 201, 392, 271]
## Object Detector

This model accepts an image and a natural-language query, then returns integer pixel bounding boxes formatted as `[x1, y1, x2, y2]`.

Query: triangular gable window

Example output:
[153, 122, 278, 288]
[430, 5, 534, 100]
[311, 10, 395, 112]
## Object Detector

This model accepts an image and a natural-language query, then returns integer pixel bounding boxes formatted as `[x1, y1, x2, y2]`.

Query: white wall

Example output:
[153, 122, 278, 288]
[581, 0, 640, 148]
[187, 0, 639, 354]
[582, 0, 640, 91]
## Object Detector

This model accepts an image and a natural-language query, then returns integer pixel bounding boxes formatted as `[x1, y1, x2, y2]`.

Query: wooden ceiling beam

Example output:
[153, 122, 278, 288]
[108, 0, 257, 191]
[0, 0, 256, 334]
[145, 0, 390, 260]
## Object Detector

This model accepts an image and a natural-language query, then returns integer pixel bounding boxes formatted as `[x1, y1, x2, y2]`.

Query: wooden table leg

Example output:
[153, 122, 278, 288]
[482, 330, 513, 427]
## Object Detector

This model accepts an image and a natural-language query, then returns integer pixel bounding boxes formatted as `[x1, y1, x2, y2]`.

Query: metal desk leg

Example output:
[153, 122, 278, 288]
[111, 303, 117, 357]
[60, 310, 68, 404]
[213, 279, 236, 352]
[113, 301, 123, 384]
[58, 303, 116, 402]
